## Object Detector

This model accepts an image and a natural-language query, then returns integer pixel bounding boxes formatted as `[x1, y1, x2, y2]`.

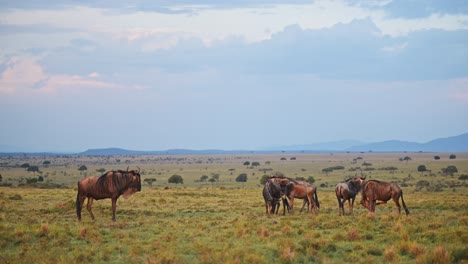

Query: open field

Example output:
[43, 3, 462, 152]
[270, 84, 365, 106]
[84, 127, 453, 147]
[1, 152, 467, 263]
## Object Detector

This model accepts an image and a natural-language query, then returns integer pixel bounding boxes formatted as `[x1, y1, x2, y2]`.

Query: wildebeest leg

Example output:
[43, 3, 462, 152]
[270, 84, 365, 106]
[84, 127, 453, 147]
[111, 198, 117, 221]
[275, 199, 281, 214]
[337, 197, 344, 216]
[86, 197, 95, 220]
[392, 196, 402, 214]
[349, 197, 355, 215]
[371, 200, 376, 212]
[300, 199, 307, 213]
[282, 197, 291, 215]
[289, 197, 295, 214]
[76, 193, 86, 221]
[306, 194, 313, 214]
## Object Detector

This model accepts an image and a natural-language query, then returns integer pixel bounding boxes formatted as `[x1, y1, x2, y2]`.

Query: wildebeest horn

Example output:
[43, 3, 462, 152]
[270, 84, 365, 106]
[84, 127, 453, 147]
[136, 166, 140, 173]
[361, 175, 367, 180]
[126, 166, 129, 172]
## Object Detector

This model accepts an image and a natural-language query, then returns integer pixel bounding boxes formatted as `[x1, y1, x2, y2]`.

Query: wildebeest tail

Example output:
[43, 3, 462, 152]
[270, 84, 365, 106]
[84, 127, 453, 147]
[400, 191, 410, 215]
[314, 190, 320, 209]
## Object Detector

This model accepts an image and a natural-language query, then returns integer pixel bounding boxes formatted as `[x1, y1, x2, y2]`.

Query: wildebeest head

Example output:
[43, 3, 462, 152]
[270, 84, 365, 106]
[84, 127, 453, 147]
[122, 166, 142, 198]
[278, 178, 295, 195]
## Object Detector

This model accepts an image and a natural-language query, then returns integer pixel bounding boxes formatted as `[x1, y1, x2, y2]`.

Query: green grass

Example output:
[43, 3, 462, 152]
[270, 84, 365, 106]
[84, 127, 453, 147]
[0, 153, 467, 263]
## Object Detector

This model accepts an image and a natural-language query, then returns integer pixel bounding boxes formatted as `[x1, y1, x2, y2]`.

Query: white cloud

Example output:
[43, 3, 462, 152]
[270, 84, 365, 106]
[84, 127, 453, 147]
[0, 57, 140, 95]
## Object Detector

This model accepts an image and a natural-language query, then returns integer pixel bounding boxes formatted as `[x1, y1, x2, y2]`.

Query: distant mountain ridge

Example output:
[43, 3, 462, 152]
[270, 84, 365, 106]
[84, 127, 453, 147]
[1, 133, 467, 155]
[346, 133, 468, 152]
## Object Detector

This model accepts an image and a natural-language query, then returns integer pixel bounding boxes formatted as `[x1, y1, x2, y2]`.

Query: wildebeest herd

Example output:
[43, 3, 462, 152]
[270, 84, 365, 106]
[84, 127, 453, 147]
[75, 167, 409, 222]
[263, 175, 410, 217]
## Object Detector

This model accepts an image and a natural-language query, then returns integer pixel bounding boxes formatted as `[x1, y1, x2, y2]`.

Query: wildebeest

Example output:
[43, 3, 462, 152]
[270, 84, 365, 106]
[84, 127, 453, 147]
[279, 178, 319, 214]
[76, 167, 141, 221]
[360, 180, 410, 215]
[335, 175, 366, 216]
[263, 177, 290, 215]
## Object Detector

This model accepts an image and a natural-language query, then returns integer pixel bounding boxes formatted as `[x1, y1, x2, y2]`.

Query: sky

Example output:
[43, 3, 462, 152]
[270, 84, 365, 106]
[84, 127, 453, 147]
[0, 0, 468, 152]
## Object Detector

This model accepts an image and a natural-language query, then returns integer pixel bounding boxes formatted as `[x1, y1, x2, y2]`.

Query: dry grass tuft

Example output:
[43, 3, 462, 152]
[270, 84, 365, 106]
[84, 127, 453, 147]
[79, 227, 87, 239]
[409, 242, 426, 258]
[347, 228, 361, 241]
[257, 226, 269, 238]
[384, 245, 399, 263]
[432, 245, 450, 264]
[39, 223, 49, 237]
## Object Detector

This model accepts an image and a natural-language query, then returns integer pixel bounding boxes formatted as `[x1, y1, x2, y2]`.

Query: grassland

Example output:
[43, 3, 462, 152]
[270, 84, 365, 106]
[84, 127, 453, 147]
[0, 152, 467, 263]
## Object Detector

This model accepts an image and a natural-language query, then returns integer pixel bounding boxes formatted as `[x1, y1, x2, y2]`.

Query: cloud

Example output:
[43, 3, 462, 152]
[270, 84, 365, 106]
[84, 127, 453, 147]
[0, 56, 139, 95]
[348, 0, 468, 18]
[29, 18, 467, 84]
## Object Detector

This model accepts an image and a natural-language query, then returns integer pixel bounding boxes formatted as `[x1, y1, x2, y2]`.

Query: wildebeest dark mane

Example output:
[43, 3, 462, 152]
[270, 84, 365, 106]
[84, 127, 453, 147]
[96, 170, 136, 194]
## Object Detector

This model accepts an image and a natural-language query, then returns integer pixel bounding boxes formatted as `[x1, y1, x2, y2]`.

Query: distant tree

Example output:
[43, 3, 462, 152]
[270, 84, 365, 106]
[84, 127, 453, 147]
[210, 173, 220, 182]
[144, 178, 157, 186]
[265, 161, 271, 165]
[236, 173, 248, 182]
[208, 178, 216, 188]
[228, 168, 235, 175]
[38, 176, 44, 182]
[403, 156, 412, 162]
[280, 157, 287, 160]
[290, 157, 296, 160]
[43, 161, 51, 166]
[243, 161, 250, 166]
[27, 166, 39, 174]
[20, 163, 30, 168]
[251, 161, 260, 167]
[26, 177, 38, 184]
[322, 167, 333, 176]
[260, 175, 269, 185]
[441, 166, 458, 176]
[295, 177, 305, 181]
[417, 165, 427, 175]
[434, 156, 441, 160]
[200, 175, 209, 182]
[272, 171, 285, 178]
[306, 176, 315, 184]
[78, 165, 87, 171]
[449, 154, 456, 160]
[168, 174, 184, 184]
[96, 168, 106, 173]
[458, 174, 468, 180]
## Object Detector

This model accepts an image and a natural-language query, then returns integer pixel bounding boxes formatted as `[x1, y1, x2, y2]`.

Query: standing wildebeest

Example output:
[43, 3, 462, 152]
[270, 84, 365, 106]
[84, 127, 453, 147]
[360, 180, 410, 215]
[76, 167, 141, 221]
[263, 177, 290, 215]
[335, 176, 366, 216]
[263, 177, 282, 214]
[279, 178, 319, 214]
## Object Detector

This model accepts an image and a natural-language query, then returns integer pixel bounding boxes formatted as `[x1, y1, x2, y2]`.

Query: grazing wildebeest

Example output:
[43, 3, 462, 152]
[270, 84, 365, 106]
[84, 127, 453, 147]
[335, 175, 366, 216]
[263, 177, 290, 215]
[279, 178, 319, 214]
[360, 180, 410, 215]
[76, 167, 141, 221]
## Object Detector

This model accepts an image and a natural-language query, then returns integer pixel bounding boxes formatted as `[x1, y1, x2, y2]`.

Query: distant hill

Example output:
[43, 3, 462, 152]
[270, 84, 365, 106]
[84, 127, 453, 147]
[347, 133, 468, 152]
[267, 140, 366, 151]
[1, 133, 467, 155]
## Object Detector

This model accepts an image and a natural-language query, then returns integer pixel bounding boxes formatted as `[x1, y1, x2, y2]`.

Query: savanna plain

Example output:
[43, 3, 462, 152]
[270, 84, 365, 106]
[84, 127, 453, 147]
[0, 152, 467, 263]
